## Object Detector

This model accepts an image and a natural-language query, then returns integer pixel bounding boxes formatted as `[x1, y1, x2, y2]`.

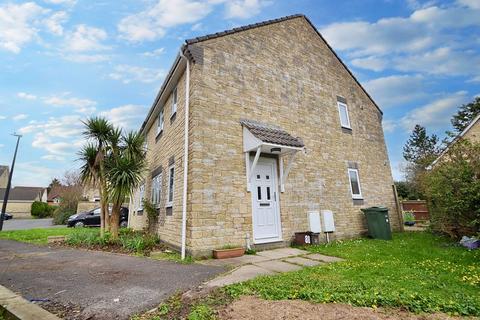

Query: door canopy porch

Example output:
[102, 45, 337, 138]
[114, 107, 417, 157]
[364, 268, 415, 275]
[240, 119, 305, 192]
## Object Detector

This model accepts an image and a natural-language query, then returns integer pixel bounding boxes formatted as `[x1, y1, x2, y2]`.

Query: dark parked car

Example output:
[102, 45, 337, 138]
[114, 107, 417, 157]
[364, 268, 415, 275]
[2, 213, 13, 220]
[67, 207, 129, 228]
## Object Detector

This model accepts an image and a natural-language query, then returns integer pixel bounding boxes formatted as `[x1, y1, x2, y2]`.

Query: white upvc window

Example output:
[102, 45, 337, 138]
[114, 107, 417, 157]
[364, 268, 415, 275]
[151, 173, 162, 208]
[337, 101, 351, 129]
[171, 87, 177, 117]
[137, 184, 145, 210]
[157, 109, 164, 135]
[348, 168, 363, 199]
[166, 164, 175, 207]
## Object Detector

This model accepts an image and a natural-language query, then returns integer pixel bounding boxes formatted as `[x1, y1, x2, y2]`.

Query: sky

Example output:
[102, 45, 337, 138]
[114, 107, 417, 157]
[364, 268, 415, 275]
[0, 0, 479, 187]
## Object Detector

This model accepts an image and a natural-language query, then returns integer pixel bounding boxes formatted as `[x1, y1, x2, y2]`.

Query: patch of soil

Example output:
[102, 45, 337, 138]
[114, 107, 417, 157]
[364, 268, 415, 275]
[38, 300, 83, 320]
[219, 296, 462, 320]
[51, 242, 166, 256]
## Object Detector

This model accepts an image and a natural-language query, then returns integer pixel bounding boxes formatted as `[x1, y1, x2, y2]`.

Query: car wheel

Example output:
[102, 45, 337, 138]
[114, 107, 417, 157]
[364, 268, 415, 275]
[120, 220, 128, 228]
[74, 221, 85, 228]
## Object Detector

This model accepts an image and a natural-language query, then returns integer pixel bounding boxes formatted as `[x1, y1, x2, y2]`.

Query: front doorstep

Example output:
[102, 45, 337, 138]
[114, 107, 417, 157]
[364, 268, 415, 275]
[213, 248, 245, 259]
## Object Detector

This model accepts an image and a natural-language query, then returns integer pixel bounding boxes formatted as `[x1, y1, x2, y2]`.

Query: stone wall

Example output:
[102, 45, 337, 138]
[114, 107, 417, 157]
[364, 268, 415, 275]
[130, 70, 190, 248]
[184, 16, 398, 256]
[76, 201, 99, 213]
[463, 118, 480, 142]
[0, 201, 32, 218]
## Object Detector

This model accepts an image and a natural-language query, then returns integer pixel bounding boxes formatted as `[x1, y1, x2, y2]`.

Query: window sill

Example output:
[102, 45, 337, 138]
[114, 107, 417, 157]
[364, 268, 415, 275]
[165, 203, 173, 208]
[155, 130, 163, 142]
[341, 125, 352, 130]
[352, 196, 363, 200]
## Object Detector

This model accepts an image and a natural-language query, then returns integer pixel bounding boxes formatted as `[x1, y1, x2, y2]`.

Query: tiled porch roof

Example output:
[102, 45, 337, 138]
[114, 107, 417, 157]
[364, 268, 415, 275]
[240, 119, 304, 148]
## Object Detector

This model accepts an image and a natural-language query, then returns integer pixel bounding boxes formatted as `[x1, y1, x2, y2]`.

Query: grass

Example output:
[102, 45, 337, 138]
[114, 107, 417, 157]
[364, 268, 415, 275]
[226, 232, 480, 316]
[0, 227, 75, 244]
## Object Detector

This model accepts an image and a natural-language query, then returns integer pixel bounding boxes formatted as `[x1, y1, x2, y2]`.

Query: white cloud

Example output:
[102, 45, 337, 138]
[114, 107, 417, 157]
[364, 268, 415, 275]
[0, 116, 6, 120]
[14, 162, 59, 187]
[43, 93, 97, 114]
[100, 105, 148, 130]
[41, 154, 65, 161]
[394, 47, 480, 76]
[60, 24, 109, 62]
[224, 0, 271, 19]
[43, 0, 77, 5]
[0, 2, 67, 53]
[351, 56, 388, 72]
[382, 119, 397, 133]
[118, 0, 212, 42]
[0, 2, 46, 53]
[142, 47, 165, 57]
[17, 92, 37, 100]
[109, 65, 166, 84]
[399, 91, 469, 131]
[64, 24, 108, 52]
[13, 114, 28, 121]
[43, 10, 68, 35]
[363, 75, 426, 108]
[0, 144, 4, 148]
[320, 3, 480, 78]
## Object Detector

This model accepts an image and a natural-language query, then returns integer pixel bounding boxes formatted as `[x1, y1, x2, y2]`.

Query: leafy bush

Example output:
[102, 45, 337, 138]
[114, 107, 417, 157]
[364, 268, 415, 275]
[52, 206, 76, 225]
[423, 140, 480, 238]
[65, 228, 159, 254]
[187, 304, 215, 320]
[403, 210, 415, 223]
[31, 201, 55, 218]
[143, 199, 158, 234]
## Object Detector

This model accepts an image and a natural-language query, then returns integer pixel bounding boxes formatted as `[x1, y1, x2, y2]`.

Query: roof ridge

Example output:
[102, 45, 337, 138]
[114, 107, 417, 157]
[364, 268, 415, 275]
[185, 14, 304, 45]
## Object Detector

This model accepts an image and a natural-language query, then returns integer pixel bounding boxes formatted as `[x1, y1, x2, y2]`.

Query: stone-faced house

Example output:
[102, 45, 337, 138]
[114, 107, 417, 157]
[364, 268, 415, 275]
[128, 14, 400, 257]
[429, 114, 480, 168]
[0, 186, 48, 218]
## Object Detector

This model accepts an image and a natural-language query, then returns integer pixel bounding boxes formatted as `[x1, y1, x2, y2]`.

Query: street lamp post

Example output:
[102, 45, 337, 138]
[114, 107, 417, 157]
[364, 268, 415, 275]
[0, 133, 22, 231]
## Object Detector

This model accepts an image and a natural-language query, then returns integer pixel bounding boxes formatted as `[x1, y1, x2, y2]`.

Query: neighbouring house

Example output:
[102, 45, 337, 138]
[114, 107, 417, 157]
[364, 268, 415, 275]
[47, 184, 98, 213]
[0, 186, 48, 218]
[0, 166, 9, 188]
[129, 14, 400, 257]
[429, 114, 480, 168]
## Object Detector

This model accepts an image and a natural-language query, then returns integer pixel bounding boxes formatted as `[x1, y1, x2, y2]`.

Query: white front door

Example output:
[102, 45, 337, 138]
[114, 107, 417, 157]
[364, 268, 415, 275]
[251, 157, 282, 243]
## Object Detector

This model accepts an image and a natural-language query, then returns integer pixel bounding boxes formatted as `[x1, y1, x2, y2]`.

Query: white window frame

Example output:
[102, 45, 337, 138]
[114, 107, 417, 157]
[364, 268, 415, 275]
[171, 87, 177, 118]
[337, 101, 351, 129]
[347, 168, 363, 199]
[157, 109, 164, 136]
[137, 184, 145, 211]
[151, 173, 162, 208]
[166, 164, 175, 208]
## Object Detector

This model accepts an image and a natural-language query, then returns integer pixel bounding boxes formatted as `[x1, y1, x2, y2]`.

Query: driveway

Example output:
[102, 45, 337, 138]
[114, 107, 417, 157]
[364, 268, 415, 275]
[2, 218, 60, 230]
[0, 239, 224, 319]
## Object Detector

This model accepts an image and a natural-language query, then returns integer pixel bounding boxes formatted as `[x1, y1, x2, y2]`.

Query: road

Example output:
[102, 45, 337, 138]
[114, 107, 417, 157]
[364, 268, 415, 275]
[2, 218, 61, 231]
[0, 239, 224, 319]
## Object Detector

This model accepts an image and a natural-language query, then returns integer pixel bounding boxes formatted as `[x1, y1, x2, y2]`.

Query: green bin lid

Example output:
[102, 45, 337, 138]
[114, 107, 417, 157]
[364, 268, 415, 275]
[361, 206, 388, 213]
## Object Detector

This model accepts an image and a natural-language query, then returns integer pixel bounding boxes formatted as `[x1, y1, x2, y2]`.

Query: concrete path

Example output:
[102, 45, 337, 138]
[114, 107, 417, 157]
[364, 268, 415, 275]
[2, 218, 61, 231]
[0, 239, 224, 320]
[202, 248, 344, 287]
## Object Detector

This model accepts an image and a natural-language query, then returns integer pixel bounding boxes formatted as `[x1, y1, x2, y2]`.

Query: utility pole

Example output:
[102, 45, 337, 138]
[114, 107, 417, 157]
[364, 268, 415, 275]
[0, 133, 22, 231]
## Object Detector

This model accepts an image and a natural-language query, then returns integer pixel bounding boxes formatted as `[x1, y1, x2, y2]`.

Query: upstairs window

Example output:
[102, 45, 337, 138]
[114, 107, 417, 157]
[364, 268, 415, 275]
[171, 87, 177, 117]
[337, 101, 351, 129]
[137, 184, 145, 210]
[348, 168, 363, 199]
[151, 173, 162, 208]
[157, 109, 164, 135]
[166, 164, 175, 207]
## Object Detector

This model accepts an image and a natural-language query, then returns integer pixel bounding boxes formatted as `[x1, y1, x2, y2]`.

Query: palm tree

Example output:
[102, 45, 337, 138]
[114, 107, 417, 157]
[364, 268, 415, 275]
[81, 117, 113, 237]
[105, 131, 146, 240]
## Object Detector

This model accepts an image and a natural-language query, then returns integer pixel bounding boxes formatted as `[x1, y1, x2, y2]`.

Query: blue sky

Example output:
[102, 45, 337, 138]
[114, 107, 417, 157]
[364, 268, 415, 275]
[0, 0, 479, 187]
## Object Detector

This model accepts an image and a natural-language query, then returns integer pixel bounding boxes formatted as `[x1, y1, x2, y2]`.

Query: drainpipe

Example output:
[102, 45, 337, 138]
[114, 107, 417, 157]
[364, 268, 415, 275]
[179, 49, 190, 260]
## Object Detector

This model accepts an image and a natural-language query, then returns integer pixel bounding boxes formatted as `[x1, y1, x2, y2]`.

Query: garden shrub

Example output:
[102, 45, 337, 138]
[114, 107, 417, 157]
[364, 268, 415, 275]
[143, 199, 158, 234]
[423, 140, 480, 238]
[31, 201, 55, 218]
[52, 206, 76, 225]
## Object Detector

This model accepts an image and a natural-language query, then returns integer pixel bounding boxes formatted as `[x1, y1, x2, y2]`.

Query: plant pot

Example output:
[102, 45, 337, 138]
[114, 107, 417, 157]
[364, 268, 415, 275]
[213, 247, 245, 259]
[404, 221, 416, 226]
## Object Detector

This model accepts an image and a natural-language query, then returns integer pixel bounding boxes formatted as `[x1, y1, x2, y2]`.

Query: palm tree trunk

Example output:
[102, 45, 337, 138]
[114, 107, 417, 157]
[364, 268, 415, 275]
[98, 184, 105, 238]
[110, 203, 121, 240]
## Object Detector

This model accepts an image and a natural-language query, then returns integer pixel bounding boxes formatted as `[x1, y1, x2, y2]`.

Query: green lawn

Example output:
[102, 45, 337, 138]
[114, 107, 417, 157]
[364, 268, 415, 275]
[0, 227, 76, 244]
[227, 232, 480, 316]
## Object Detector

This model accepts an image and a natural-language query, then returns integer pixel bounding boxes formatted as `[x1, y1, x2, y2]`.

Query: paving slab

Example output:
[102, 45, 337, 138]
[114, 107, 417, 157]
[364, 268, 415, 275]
[199, 254, 271, 267]
[284, 256, 323, 267]
[305, 253, 345, 263]
[205, 265, 274, 287]
[256, 247, 308, 259]
[253, 260, 302, 273]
